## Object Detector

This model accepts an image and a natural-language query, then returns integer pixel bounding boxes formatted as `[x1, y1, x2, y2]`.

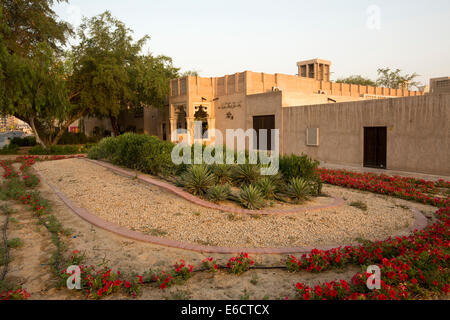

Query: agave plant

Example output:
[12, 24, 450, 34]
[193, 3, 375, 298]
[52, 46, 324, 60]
[285, 177, 312, 203]
[232, 164, 261, 186]
[210, 164, 233, 185]
[178, 165, 216, 196]
[207, 184, 231, 203]
[238, 185, 266, 210]
[257, 177, 277, 200]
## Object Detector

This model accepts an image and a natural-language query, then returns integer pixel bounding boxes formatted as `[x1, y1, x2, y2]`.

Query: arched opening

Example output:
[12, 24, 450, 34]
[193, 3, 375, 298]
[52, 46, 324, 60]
[194, 105, 209, 139]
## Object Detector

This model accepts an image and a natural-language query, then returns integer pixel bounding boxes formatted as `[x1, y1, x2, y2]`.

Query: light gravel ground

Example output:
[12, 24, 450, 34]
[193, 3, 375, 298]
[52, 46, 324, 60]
[34, 159, 436, 248]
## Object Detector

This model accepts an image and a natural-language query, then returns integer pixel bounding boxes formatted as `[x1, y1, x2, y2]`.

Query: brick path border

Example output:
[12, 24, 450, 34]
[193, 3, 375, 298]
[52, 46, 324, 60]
[83, 158, 345, 216]
[35, 160, 429, 255]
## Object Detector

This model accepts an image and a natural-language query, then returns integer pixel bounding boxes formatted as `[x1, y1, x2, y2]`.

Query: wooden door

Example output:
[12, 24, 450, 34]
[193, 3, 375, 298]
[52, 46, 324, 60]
[364, 127, 387, 168]
[253, 115, 275, 150]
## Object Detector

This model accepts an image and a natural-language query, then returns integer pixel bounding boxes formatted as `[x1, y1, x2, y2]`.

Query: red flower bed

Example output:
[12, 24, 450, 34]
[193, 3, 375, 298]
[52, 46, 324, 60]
[289, 168, 450, 300]
[1, 158, 448, 300]
[317, 168, 449, 207]
[0, 288, 31, 300]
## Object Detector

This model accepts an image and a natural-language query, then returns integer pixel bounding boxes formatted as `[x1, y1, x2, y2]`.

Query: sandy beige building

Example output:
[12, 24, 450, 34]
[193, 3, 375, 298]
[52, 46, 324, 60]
[83, 59, 450, 176]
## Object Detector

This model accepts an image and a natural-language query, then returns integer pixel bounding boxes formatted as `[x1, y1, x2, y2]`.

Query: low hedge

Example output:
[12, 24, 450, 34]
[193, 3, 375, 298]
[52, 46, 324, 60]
[28, 145, 88, 155]
[88, 133, 177, 176]
[10, 136, 36, 147]
[89, 134, 323, 182]
[0, 143, 19, 155]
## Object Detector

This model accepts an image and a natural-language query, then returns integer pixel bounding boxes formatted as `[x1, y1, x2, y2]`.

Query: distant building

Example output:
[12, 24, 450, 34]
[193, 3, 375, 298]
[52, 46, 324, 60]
[430, 77, 450, 94]
[0, 115, 32, 133]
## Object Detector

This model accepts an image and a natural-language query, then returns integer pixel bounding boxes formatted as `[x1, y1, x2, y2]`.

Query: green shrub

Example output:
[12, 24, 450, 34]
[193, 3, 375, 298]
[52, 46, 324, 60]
[279, 154, 320, 181]
[10, 136, 36, 147]
[257, 177, 278, 200]
[178, 165, 216, 196]
[238, 185, 266, 210]
[210, 164, 232, 185]
[112, 133, 154, 169]
[207, 184, 231, 203]
[0, 178, 26, 200]
[89, 134, 177, 176]
[310, 175, 323, 196]
[23, 174, 40, 188]
[0, 143, 19, 155]
[285, 177, 312, 203]
[28, 145, 82, 155]
[88, 137, 118, 160]
[232, 164, 261, 186]
[140, 136, 177, 176]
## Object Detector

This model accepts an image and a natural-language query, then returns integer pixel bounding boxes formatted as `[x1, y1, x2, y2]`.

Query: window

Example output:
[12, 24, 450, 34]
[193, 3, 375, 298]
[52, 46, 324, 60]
[306, 128, 319, 146]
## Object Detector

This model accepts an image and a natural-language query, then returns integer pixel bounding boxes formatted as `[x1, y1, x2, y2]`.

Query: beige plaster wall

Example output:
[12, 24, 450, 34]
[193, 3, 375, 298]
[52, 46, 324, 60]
[282, 94, 450, 176]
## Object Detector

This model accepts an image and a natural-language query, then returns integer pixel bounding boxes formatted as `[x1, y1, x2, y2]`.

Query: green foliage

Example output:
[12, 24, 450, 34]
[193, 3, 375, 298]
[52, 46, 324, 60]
[0, 143, 18, 155]
[0, 178, 26, 201]
[23, 174, 40, 188]
[28, 145, 81, 155]
[207, 184, 231, 203]
[178, 165, 216, 196]
[232, 164, 261, 186]
[1, 39, 72, 147]
[139, 136, 176, 176]
[70, 11, 180, 136]
[350, 201, 368, 211]
[6, 238, 23, 249]
[256, 177, 278, 200]
[1, 7, 181, 148]
[10, 136, 36, 147]
[336, 75, 376, 87]
[1, 0, 71, 57]
[112, 133, 155, 169]
[87, 137, 117, 160]
[285, 177, 312, 203]
[279, 154, 319, 181]
[238, 185, 266, 210]
[210, 164, 232, 185]
[88, 134, 177, 176]
[376, 68, 421, 90]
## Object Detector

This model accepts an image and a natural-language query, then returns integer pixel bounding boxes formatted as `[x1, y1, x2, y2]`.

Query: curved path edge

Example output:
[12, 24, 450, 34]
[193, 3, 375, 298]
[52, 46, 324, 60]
[82, 158, 345, 216]
[34, 165, 429, 255]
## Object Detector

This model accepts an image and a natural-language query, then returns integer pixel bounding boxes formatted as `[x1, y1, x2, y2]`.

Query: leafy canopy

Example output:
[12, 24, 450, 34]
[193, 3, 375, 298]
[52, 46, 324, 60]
[1, 5, 181, 147]
[336, 75, 376, 87]
[376, 68, 421, 90]
[69, 11, 179, 119]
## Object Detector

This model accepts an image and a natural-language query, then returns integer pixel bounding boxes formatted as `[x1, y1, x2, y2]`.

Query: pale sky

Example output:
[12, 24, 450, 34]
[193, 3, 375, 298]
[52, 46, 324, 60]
[53, 0, 450, 86]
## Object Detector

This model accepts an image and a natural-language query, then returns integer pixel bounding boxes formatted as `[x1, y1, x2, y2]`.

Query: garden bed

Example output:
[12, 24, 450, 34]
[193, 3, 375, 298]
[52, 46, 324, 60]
[33, 159, 429, 249]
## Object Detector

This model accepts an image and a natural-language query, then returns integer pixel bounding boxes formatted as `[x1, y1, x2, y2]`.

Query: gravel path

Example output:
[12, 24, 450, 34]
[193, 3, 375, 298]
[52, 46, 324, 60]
[34, 159, 434, 248]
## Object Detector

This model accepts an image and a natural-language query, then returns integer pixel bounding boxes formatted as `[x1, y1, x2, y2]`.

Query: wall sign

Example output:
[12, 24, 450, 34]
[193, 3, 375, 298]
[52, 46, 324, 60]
[218, 102, 242, 110]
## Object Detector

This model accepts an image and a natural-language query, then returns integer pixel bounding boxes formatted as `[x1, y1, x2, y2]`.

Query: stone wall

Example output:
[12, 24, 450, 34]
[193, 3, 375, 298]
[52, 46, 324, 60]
[282, 94, 450, 176]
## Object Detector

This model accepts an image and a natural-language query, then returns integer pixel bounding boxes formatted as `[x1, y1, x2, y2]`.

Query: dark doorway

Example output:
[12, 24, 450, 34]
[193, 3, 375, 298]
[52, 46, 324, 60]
[194, 105, 209, 139]
[364, 127, 387, 169]
[162, 123, 167, 141]
[253, 115, 275, 150]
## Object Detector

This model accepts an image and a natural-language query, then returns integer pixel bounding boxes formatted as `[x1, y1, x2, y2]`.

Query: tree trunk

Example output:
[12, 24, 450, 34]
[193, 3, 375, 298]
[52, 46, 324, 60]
[110, 116, 119, 137]
[29, 116, 48, 149]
